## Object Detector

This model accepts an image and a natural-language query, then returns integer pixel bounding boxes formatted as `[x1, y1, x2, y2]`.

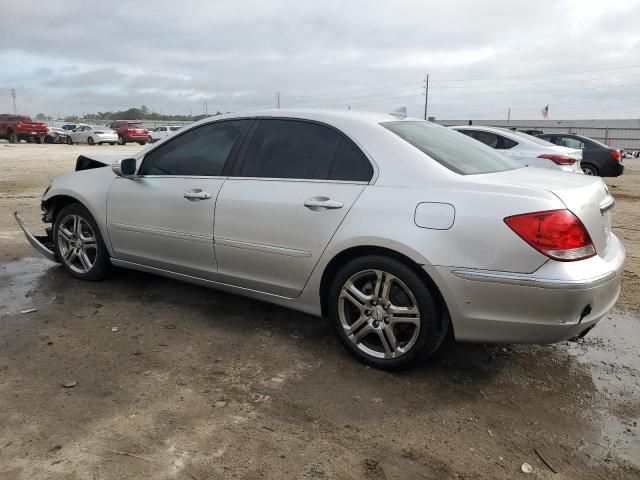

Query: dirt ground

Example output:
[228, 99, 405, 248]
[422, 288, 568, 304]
[1, 142, 639, 480]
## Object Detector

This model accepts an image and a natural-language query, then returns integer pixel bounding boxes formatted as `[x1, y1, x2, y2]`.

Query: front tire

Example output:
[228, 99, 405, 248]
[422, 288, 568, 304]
[117, 135, 125, 145]
[8, 132, 17, 143]
[582, 163, 598, 176]
[138, 141, 147, 145]
[53, 203, 111, 281]
[35, 136, 43, 144]
[66, 136, 73, 145]
[328, 255, 447, 370]
[87, 136, 95, 145]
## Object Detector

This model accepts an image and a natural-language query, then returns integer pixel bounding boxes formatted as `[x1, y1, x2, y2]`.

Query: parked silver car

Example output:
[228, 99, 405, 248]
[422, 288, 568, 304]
[15, 110, 624, 369]
[451, 125, 583, 173]
[66, 125, 118, 145]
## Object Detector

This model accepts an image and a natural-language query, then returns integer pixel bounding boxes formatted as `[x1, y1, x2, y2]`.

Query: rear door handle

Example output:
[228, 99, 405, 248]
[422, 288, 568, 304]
[184, 189, 212, 201]
[304, 197, 344, 210]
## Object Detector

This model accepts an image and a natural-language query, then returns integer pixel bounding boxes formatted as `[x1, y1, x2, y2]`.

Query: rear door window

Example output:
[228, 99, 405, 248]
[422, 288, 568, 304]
[558, 136, 584, 149]
[139, 120, 247, 176]
[240, 119, 373, 181]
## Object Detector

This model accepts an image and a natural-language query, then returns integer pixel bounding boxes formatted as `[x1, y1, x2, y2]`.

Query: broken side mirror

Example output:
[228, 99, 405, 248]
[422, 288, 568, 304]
[112, 157, 137, 178]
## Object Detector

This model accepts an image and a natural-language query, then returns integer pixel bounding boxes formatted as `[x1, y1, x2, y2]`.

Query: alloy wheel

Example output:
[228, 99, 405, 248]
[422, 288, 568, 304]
[338, 269, 421, 359]
[57, 214, 97, 274]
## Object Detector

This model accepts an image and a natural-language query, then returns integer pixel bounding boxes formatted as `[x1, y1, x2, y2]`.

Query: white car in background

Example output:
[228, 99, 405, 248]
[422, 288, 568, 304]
[67, 125, 118, 145]
[148, 125, 182, 143]
[451, 125, 582, 173]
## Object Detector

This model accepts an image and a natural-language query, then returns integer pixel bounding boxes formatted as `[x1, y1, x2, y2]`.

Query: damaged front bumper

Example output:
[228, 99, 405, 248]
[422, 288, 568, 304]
[14, 212, 58, 262]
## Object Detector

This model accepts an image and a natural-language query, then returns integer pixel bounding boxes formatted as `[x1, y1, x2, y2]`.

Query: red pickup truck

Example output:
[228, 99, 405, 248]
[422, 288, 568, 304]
[0, 114, 48, 143]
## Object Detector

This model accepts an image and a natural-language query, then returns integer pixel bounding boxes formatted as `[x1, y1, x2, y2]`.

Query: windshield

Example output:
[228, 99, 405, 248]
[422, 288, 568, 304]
[499, 128, 556, 146]
[381, 121, 521, 175]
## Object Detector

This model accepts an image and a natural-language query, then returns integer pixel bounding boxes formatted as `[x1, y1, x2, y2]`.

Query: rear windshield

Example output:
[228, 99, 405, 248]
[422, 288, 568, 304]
[381, 121, 521, 175]
[500, 128, 555, 146]
[128, 123, 144, 128]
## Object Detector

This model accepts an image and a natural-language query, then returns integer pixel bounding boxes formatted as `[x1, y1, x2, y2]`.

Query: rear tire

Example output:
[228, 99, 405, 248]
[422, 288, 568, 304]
[117, 136, 125, 145]
[138, 141, 147, 145]
[53, 203, 111, 281]
[87, 137, 95, 145]
[582, 164, 598, 176]
[35, 136, 43, 144]
[328, 255, 448, 370]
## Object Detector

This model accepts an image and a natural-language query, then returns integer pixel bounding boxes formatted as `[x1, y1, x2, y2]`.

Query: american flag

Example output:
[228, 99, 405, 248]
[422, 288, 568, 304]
[541, 105, 549, 119]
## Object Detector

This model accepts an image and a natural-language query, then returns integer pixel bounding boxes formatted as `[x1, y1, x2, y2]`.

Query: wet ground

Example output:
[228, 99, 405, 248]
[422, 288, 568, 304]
[1, 144, 639, 479]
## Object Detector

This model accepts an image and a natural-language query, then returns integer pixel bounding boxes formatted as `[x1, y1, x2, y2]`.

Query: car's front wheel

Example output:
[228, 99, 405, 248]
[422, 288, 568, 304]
[328, 255, 447, 370]
[117, 135, 125, 145]
[53, 203, 111, 280]
[66, 136, 73, 145]
[582, 163, 598, 176]
[87, 136, 95, 145]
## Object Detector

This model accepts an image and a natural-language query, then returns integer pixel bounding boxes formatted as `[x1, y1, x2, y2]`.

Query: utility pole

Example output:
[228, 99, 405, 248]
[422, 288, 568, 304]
[423, 75, 429, 120]
[204, 101, 208, 115]
[276, 92, 280, 109]
[507, 107, 511, 126]
[10, 89, 17, 114]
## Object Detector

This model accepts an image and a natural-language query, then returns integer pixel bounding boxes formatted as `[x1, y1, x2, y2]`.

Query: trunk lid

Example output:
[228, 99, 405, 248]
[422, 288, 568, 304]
[487, 168, 614, 257]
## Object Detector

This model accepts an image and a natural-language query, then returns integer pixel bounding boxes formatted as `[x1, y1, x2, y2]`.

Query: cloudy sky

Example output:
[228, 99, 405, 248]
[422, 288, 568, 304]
[1, 0, 639, 120]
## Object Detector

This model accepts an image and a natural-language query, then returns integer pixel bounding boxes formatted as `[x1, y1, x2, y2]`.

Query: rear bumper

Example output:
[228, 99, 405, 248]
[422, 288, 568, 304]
[435, 234, 625, 344]
[122, 134, 148, 141]
[14, 212, 58, 262]
[601, 161, 624, 177]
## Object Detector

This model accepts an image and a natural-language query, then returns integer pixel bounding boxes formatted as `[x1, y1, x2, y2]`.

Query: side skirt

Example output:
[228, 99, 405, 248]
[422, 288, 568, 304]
[110, 258, 322, 317]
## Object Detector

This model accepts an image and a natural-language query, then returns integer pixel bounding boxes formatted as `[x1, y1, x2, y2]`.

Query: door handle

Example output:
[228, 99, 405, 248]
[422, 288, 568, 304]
[183, 189, 212, 201]
[304, 197, 344, 211]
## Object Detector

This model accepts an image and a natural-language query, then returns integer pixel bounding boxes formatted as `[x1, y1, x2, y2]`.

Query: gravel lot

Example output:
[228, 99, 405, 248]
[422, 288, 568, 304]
[1, 142, 639, 479]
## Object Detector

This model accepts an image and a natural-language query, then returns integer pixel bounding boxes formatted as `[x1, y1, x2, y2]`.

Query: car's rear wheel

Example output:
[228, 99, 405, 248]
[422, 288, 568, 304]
[328, 255, 447, 370]
[582, 163, 598, 176]
[87, 136, 95, 145]
[53, 203, 110, 281]
[35, 136, 43, 144]
[8, 132, 17, 143]
[117, 135, 125, 145]
[66, 136, 73, 145]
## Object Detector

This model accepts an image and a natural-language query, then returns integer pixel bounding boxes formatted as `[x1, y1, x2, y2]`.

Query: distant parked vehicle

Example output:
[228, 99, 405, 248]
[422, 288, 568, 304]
[105, 121, 148, 145]
[148, 125, 182, 143]
[61, 123, 79, 131]
[537, 133, 624, 177]
[67, 125, 118, 145]
[516, 128, 544, 136]
[0, 114, 48, 143]
[45, 127, 69, 144]
[451, 125, 582, 173]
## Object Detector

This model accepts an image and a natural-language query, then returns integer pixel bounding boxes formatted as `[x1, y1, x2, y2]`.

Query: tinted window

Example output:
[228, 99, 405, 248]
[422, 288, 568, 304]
[461, 130, 517, 150]
[139, 120, 245, 176]
[382, 122, 520, 175]
[328, 139, 373, 181]
[241, 120, 342, 180]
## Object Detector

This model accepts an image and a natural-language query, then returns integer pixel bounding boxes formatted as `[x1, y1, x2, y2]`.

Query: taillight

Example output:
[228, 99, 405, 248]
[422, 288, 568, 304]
[504, 209, 596, 261]
[610, 150, 621, 162]
[538, 154, 576, 165]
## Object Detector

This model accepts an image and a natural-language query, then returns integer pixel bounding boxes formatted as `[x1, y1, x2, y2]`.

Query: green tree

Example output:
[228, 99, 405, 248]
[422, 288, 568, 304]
[35, 113, 47, 120]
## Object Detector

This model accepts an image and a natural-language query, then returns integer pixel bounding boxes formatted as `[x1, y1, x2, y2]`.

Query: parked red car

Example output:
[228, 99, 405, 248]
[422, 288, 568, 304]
[105, 121, 149, 145]
[0, 114, 47, 143]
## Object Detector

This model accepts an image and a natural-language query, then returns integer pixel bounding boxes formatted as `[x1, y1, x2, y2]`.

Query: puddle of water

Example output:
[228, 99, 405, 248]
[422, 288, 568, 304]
[564, 309, 640, 467]
[0, 257, 57, 314]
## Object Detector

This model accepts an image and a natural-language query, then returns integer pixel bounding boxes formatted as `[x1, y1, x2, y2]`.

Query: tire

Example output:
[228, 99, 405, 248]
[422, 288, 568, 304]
[8, 132, 17, 143]
[138, 141, 147, 146]
[53, 203, 111, 281]
[66, 136, 73, 145]
[581, 164, 598, 176]
[44, 135, 54, 144]
[328, 255, 448, 370]
[87, 136, 95, 145]
[35, 136, 43, 144]
[148, 135, 152, 143]
[117, 135, 125, 145]
[110, 142, 116, 146]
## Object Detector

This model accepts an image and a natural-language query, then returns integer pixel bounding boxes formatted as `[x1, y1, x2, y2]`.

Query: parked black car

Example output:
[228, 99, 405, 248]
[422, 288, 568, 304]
[536, 133, 624, 177]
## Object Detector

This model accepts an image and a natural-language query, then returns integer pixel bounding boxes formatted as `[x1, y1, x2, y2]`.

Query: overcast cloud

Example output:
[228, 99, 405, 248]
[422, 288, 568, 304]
[1, 0, 639, 119]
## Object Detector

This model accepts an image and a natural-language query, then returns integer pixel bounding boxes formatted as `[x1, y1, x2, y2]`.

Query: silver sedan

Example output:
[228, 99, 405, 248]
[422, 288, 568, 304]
[15, 109, 624, 369]
[67, 125, 118, 145]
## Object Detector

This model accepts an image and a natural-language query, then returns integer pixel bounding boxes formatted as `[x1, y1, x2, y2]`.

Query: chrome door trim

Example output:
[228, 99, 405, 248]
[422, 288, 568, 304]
[452, 269, 616, 289]
[215, 237, 312, 258]
[109, 222, 213, 244]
